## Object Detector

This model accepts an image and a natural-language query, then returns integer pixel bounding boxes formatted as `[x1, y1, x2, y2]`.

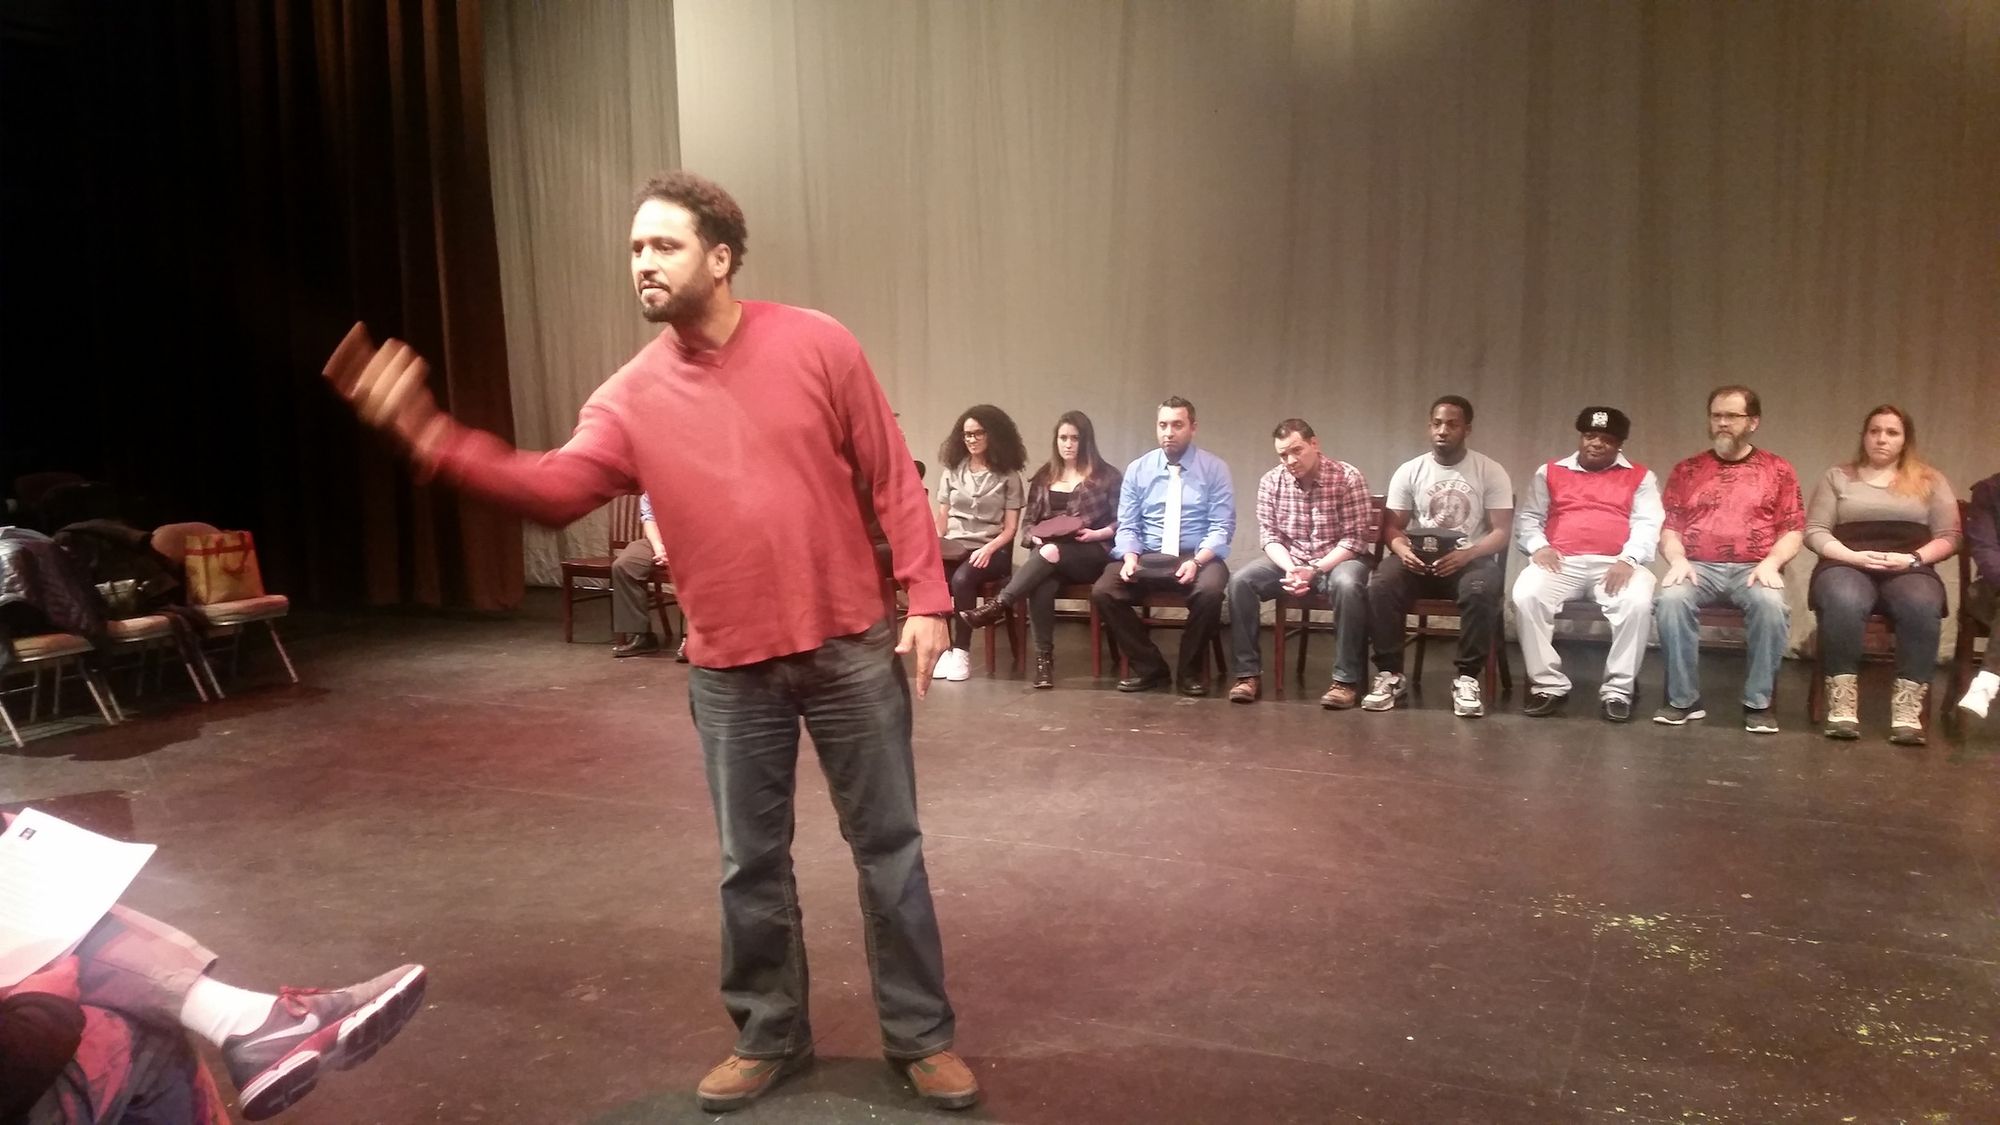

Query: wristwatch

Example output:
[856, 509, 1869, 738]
[1908, 552, 1924, 568]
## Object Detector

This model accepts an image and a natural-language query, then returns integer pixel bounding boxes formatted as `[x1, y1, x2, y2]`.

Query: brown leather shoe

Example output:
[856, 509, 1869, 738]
[697, 1052, 813, 1113]
[899, 1049, 980, 1110]
[1228, 677, 1261, 704]
[1320, 680, 1359, 709]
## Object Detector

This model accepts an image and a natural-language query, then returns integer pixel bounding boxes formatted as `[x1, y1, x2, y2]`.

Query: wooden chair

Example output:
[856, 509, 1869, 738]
[559, 495, 677, 643]
[1053, 582, 1114, 679]
[1117, 590, 1228, 683]
[1406, 600, 1511, 701]
[1273, 496, 1388, 699]
[1804, 568, 1935, 726]
[942, 558, 1024, 675]
[1949, 499, 1990, 710]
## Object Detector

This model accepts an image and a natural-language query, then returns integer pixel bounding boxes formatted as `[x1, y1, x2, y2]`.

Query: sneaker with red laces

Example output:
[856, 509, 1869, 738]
[697, 1052, 814, 1112]
[900, 1049, 981, 1109]
[221, 964, 426, 1121]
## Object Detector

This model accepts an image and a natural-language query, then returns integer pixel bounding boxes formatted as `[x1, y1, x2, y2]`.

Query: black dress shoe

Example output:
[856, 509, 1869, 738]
[1522, 691, 1568, 717]
[613, 632, 661, 657]
[1117, 670, 1171, 693]
[1601, 697, 1633, 723]
[1179, 677, 1208, 698]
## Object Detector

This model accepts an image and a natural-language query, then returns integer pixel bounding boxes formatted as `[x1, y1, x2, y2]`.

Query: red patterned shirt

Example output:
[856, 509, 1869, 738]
[1662, 447, 1805, 563]
[1256, 458, 1375, 565]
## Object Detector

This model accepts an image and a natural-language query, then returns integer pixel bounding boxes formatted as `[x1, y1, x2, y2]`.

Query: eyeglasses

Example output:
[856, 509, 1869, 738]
[1708, 412, 1750, 423]
[962, 429, 987, 440]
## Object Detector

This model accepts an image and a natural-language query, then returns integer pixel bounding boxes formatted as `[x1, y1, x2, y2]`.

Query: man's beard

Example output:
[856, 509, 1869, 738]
[1711, 433, 1750, 460]
[640, 276, 712, 324]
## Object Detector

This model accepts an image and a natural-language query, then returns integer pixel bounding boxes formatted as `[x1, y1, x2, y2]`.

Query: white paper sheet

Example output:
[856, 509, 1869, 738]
[0, 808, 154, 988]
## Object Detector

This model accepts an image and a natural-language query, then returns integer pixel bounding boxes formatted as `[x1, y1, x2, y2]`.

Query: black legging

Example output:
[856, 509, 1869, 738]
[948, 550, 1015, 649]
[996, 539, 1112, 653]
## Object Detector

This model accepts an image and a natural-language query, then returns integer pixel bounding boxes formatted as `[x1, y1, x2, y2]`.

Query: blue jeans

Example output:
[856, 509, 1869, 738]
[1227, 556, 1370, 684]
[687, 619, 955, 1060]
[1654, 562, 1790, 709]
[1809, 565, 1945, 682]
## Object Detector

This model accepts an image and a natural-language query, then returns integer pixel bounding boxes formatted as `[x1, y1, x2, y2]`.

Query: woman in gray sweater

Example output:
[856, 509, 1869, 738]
[1804, 404, 1961, 743]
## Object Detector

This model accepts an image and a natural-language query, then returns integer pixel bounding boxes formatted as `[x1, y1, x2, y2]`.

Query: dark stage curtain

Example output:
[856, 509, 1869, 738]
[0, 0, 523, 610]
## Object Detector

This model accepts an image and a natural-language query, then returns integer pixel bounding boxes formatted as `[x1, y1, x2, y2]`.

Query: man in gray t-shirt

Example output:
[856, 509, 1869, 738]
[1364, 396, 1514, 717]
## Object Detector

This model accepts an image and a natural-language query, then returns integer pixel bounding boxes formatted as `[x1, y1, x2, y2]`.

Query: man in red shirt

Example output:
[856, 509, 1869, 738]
[1653, 386, 1805, 733]
[323, 172, 978, 1113]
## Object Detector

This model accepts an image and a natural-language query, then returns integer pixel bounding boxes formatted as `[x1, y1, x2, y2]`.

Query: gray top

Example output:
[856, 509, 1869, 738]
[939, 464, 1024, 546]
[1803, 465, 1961, 553]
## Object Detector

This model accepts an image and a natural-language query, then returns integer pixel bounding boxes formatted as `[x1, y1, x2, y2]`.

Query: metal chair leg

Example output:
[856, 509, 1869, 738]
[264, 622, 299, 683]
[194, 642, 226, 701]
[78, 664, 121, 725]
[0, 696, 21, 747]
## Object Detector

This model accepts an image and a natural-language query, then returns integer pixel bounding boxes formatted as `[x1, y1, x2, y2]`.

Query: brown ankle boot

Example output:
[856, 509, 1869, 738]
[959, 598, 1011, 629]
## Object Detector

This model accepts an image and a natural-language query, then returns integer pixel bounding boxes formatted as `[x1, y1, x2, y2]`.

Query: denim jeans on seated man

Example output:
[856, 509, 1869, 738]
[1228, 556, 1371, 686]
[687, 617, 955, 1062]
[1654, 562, 1790, 710]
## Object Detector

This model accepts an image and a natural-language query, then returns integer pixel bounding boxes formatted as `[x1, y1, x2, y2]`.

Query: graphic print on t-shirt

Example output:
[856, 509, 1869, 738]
[1423, 479, 1477, 534]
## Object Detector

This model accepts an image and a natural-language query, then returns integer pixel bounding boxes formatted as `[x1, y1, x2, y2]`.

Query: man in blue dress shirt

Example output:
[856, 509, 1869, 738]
[1091, 396, 1236, 696]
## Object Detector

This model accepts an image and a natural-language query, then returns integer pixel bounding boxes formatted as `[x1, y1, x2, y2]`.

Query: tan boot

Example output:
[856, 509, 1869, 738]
[1889, 678, 1928, 745]
[1822, 674, 1859, 740]
[697, 1052, 813, 1113]
[899, 1049, 981, 1110]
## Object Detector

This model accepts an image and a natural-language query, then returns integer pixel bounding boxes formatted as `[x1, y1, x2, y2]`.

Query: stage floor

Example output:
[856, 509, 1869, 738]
[5, 590, 1998, 1123]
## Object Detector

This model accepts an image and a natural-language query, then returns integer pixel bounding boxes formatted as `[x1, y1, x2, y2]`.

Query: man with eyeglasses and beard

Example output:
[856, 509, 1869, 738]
[1652, 386, 1805, 733]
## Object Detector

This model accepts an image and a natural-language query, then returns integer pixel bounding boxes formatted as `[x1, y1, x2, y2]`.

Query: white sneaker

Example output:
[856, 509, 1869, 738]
[932, 647, 962, 680]
[945, 648, 973, 682]
[1361, 671, 1407, 711]
[1451, 675, 1485, 718]
[1960, 671, 2000, 720]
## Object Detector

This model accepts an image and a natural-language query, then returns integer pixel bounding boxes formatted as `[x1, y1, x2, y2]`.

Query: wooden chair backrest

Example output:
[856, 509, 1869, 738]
[607, 495, 642, 552]
[1958, 499, 1973, 598]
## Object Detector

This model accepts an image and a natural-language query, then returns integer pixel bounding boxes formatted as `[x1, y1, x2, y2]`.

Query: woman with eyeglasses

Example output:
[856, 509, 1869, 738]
[932, 405, 1028, 682]
[1804, 404, 1961, 743]
[960, 411, 1122, 688]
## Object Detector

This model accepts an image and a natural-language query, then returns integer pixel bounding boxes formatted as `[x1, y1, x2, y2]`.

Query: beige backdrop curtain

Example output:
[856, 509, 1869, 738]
[671, 0, 1998, 651]
[485, 1, 680, 583]
[489, 0, 1998, 655]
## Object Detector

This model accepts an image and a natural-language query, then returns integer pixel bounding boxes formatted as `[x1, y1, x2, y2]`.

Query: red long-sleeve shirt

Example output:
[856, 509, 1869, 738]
[425, 301, 947, 667]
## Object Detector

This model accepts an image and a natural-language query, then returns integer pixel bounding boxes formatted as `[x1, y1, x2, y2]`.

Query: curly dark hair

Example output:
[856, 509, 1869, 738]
[633, 170, 748, 279]
[939, 405, 1028, 475]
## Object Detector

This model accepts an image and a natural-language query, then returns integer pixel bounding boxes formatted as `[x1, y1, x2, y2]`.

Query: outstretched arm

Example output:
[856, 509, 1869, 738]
[324, 323, 633, 527]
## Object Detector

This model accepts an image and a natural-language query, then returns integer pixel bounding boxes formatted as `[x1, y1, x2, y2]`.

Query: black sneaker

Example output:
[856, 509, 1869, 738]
[1523, 692, 1568, 717]
[223, 964, 427, 1120]
[1601, 697, 1633, 723]
[1652, 702, 1706, 726]
[1743, 707, 1780, 734]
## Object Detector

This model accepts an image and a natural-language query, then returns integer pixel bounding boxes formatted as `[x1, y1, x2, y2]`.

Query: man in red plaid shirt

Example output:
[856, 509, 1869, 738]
[1226, 418, 1377, 705]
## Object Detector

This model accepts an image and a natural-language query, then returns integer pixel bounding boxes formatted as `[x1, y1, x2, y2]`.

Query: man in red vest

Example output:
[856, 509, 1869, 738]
[1511, 407, 1664, 722]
